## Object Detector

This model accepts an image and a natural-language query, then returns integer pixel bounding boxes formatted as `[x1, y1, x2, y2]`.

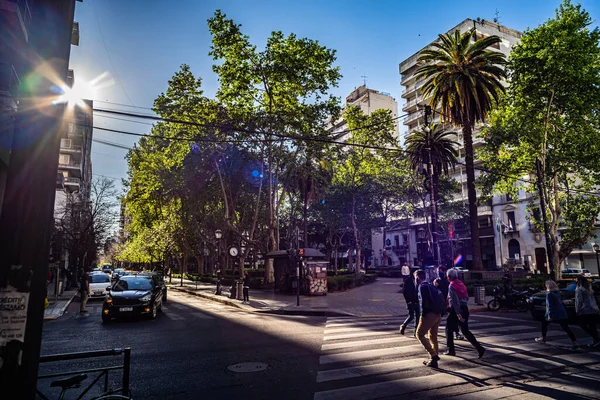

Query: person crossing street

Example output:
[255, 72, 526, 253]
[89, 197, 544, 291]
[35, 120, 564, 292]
[415, 269, 446, 368]
[242, 271, 251, 304]
[399, 270, 420, 337]
[444, 268, 485, 358]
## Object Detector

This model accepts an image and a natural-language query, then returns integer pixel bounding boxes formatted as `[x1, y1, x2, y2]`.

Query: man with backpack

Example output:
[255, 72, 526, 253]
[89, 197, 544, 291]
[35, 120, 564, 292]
[416, 269, 446, 368]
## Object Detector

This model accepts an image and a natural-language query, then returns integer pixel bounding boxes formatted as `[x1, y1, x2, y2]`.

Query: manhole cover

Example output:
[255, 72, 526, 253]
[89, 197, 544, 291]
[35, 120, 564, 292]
[227, 362, 269, 373]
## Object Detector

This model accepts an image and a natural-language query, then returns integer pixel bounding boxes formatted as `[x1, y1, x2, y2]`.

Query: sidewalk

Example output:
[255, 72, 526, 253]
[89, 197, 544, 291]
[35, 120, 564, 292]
[169, 277, 496, 317]
[44, 281, 78, 320]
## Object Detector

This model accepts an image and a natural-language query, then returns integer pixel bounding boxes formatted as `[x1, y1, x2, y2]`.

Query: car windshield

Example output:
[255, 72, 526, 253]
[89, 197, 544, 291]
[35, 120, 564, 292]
[91, 274, 110, 283]
[112, 277, 153, 291]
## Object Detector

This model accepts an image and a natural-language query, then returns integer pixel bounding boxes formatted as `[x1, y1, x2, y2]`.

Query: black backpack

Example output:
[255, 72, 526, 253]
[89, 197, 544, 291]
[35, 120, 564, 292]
[423, 285, 447, 316]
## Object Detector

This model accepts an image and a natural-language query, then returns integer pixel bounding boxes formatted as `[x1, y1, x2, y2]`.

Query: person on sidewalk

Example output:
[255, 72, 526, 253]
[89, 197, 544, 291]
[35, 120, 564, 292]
[416, 269, 446, 368]
[242, 271, 251, 304]
[575, 276, 600, 347]
[79, 270, 90, 313]
[399, 270, 420, 337]
[535, 280, 580, 350]
[444, 268, 485, 358]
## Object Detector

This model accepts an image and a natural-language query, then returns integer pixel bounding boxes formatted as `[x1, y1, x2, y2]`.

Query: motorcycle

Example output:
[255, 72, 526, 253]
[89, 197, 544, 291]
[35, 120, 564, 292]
[487, 285, 530, 312]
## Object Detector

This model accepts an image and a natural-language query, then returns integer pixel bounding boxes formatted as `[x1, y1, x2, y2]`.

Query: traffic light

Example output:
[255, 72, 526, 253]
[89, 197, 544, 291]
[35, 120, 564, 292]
[298, 249, 305, 257]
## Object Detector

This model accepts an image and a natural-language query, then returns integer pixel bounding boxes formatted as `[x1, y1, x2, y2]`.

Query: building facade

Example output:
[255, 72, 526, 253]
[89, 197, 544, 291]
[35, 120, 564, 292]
[328, 85, 400, 144]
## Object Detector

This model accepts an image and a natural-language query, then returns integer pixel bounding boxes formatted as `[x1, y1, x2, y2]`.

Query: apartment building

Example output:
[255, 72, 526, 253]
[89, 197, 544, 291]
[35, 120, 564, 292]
[377, 18, 523, 270]
[328, 85, 400, 144]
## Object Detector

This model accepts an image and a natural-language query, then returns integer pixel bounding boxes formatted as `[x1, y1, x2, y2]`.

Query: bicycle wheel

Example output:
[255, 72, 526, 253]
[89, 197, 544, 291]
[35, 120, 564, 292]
[516, 300, 529, 312]
[95, 395, 131, 400]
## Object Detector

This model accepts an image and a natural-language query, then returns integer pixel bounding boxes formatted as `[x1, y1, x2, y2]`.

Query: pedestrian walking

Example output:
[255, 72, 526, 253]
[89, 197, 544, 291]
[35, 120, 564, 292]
[401, 263, 410, 278]
[79, 270, 90, 313]
[434, 273, 464, 342]
[575, 276, 600, 347]
[242, 271, 251, 304]
[535, 280, 580, 350]
[415, 269, 446, 368]
[399, 270, 420, 337]
[444, 268, 485, 358]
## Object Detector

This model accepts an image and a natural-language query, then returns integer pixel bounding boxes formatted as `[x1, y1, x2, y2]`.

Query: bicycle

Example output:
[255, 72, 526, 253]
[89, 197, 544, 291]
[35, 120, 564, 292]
[49, 373, 132, 400]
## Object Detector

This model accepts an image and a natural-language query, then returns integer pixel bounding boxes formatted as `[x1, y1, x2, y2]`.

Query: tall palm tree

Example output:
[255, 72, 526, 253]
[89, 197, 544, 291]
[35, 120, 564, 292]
[414, 28, 506, 270]
[405, 123, 459, 265]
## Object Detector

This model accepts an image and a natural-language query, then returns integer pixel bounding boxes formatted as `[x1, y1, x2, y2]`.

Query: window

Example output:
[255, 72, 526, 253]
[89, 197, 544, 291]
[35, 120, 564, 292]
[59, 154, 70, 165]
[394, 235, 400, 248]
[506, 211, 516, 230]
[91, 274, 110, 283]
[506, 193, 512, 202]
[402, 233, 408, 244]
[532, 208, 541, 224]
[60, 139, 72, 148]
[479, 217, 490, 228]
[474, 33, 501, 49]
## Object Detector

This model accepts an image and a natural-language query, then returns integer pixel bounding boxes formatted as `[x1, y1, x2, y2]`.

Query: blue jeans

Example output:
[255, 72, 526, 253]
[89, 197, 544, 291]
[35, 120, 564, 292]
[402, 302, 420, 329]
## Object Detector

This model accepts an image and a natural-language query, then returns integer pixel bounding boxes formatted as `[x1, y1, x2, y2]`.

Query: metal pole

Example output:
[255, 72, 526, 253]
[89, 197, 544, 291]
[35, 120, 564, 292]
[122, 348, 131, 397]
[595, 250, 599, 273]
[296, 263, 300, 306]
[535, 158, 556, 279]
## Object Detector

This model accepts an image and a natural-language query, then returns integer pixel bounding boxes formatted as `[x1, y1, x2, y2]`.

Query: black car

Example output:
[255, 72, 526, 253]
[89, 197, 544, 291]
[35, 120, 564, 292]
[102, 275, 166, 323]
[528, 280, 600, 321]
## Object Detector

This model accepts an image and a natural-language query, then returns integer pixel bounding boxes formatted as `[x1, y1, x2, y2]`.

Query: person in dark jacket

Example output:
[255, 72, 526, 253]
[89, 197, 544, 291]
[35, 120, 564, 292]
[399, 270, 420, 337]
[444, 268, 485, 358]
[416, 269, 444, 368]
[575, 276, 600, 347]
[242, 271, 251, 304]
[535, 280, 580, 350]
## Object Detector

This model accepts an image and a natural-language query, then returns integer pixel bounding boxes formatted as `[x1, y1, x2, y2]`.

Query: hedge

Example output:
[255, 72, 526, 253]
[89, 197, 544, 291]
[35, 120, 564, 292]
[464, 276, 548, 297]
[328, 273, 377, 292]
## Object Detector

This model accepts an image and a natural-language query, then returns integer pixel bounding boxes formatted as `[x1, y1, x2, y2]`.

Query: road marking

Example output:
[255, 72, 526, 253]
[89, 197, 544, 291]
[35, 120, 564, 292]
[326, 317, 407, 328]
[321, 336, 408, 351]
[314, 350, 600, 400]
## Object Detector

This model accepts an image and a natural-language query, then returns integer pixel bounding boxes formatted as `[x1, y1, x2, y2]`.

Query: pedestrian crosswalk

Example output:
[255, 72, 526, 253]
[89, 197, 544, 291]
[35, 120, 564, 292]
[313, 314, 600, 400]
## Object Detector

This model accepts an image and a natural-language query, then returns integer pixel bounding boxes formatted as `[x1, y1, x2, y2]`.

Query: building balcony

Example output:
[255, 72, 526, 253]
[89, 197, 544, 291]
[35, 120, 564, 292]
[404, 110, 423, 125]
[60, 143, 82, 154]
[477, 205, 493, 215]
[64, 177, 80, 192]
[0, 61, 20, 98]
[58, 161, 82, 177]
[0, 0, 31, 42]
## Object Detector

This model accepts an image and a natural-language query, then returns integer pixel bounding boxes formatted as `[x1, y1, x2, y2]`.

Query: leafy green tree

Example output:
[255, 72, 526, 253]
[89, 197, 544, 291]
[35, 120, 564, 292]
[207, 10, 341, 282]
[332, 106, 396, 272]
[479, 0, 600, 276]
[415, 29, 506, 270]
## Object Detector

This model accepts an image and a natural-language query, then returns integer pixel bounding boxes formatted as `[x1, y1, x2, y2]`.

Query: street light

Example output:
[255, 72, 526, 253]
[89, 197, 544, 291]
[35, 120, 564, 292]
[593, 243, 600, 274]
[215, 229, 223, 295]
[417, 227, 426, 267]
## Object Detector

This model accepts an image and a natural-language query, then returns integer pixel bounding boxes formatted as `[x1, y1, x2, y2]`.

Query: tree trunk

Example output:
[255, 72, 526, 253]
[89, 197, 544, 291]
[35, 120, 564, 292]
[461, 119, 483, 271]
[351, 193, 362, 274]
[428, 149, 439, 265]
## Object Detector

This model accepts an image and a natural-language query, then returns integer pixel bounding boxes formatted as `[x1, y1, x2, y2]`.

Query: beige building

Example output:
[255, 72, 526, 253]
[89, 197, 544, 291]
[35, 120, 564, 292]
[329, 85, 400, 144]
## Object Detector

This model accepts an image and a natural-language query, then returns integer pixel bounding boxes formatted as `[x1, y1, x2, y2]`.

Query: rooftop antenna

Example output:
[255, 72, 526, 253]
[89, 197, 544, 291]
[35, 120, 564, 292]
[361, 74, 368, 87]
[494, 9, 500, 24]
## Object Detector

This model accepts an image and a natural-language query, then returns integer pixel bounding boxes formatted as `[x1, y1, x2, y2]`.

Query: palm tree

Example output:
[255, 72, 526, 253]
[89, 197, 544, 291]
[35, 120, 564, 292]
[405, 123, 459, 265]
[414, 28, 506, 270]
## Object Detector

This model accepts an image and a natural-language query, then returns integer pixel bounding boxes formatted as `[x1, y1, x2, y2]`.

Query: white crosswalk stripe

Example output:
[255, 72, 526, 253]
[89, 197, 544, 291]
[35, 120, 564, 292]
[313, 314, 600, 400]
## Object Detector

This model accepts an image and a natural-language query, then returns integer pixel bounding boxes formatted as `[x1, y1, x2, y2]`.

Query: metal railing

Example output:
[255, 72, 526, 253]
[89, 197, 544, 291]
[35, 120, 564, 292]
[36, 347, 131, 400]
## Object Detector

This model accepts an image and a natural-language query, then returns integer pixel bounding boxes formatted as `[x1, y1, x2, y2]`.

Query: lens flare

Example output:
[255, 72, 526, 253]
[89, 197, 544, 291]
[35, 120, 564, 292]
[454, 254, 463, 265]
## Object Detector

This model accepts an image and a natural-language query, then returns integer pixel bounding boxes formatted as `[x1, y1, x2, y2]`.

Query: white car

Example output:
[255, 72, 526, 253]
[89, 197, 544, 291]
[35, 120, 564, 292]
[561, 268, 592, 278]
[454, 267, 469, 272]
[89, 272, 112, 298]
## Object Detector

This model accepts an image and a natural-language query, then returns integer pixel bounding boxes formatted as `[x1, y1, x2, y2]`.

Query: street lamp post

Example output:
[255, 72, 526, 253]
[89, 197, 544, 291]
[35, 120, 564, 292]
[215, 229, 223, 295]
[417, 227, 426, 267]
[593, 243, 600, 274]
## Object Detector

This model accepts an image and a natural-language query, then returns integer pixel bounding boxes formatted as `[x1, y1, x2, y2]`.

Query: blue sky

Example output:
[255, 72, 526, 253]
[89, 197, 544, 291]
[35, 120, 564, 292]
[69, 0, 600, 191]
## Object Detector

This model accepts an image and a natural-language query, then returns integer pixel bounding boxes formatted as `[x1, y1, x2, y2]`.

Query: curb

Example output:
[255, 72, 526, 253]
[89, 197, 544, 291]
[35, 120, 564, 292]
[256, 308, 356, 317]
[170, 286, 356, 317]
[170, 286, 244, 309]
[468, 306, 490, 313]
[44, 293, 76, 321]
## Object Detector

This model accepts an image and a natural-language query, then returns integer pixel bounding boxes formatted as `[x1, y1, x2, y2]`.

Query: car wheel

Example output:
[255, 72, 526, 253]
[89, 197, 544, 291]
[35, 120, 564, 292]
[487, 299, 500, 311]
[102, 315, 111, 324]
[516, 300, 529, 312]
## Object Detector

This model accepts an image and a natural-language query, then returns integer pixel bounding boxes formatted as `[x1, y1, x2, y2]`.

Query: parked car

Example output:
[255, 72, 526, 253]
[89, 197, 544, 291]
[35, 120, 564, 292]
[102, 264, 112, 274]
[561, 268, 592, 278]
[101, 275, 165, 323]
[89, 272, 112, 298]
[528, 280, 600, 321]
[112, 268, 125, 280]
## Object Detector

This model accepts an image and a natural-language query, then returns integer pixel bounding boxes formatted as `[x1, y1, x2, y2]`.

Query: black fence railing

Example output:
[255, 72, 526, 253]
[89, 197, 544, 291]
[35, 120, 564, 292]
[36, 347, 131, 400]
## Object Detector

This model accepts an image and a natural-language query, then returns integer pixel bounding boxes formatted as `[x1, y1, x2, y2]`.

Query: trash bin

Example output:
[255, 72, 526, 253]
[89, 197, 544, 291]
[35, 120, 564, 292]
[474, 284, 485, 305]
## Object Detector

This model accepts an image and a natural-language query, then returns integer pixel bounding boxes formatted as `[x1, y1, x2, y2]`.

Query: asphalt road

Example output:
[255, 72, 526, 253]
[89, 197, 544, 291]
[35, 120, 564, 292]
[39, 290, 326, 400]
[38, 291, 600, 400]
